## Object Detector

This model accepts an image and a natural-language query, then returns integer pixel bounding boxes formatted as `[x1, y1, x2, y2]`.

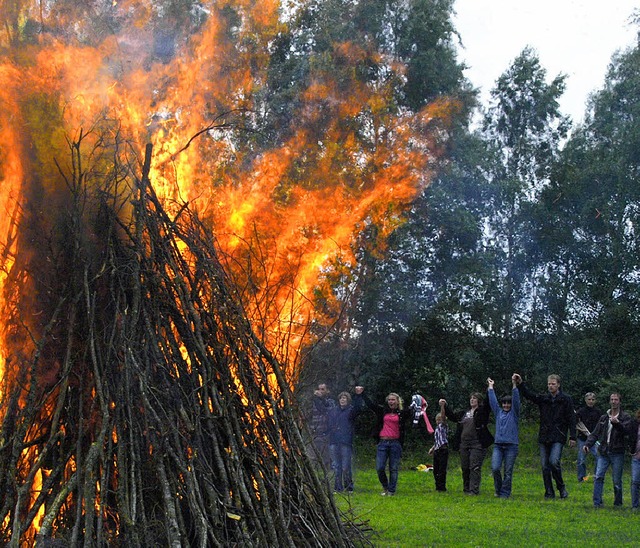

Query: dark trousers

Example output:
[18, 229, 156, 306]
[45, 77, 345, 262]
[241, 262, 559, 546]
[460, 442, 486, 494]
[539, 442, 565, 496]
[433, 446, 449, 491]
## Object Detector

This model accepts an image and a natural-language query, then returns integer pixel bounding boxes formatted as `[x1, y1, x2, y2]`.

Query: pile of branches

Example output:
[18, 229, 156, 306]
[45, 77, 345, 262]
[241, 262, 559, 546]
[0, 143, 369, 547]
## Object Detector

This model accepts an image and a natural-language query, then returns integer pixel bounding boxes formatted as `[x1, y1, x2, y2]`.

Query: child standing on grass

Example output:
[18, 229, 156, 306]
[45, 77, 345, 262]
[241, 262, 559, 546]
[428, 400, 449, 492]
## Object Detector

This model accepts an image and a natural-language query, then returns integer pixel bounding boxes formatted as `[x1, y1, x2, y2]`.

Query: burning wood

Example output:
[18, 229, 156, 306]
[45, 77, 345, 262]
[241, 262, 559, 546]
[0, 143, 368, 546]
[0, 1, 454, 543]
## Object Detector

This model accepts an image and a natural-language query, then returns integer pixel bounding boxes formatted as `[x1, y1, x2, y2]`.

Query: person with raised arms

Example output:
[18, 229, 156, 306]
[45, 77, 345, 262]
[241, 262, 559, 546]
[356, 387, 415, 496]
[513, 373, 576, 499]
[487, 374, 521, 498]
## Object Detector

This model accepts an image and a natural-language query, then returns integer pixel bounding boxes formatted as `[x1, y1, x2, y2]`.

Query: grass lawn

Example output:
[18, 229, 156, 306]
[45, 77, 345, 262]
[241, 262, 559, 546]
[333, 423, 640, 547]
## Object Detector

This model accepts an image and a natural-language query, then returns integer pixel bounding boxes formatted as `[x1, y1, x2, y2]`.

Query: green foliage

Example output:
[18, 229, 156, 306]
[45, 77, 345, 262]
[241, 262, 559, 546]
[396, 0, 467, 109]
[599, 375, 640, 413]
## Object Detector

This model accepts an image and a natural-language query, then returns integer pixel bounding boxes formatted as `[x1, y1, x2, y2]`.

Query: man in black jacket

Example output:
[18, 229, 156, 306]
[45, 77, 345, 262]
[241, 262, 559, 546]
[583, 393, 632, 507]
[575, 392, 602, 482]
[514, 373, 576, 499]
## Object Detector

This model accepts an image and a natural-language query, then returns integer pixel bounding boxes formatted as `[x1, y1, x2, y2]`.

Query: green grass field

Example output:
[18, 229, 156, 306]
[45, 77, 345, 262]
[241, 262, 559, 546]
[333, 423, 640, 547]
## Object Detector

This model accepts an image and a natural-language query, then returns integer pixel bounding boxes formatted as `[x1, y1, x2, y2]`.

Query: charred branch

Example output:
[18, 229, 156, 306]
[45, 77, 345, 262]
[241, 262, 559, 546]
[0, 137, 370, 547]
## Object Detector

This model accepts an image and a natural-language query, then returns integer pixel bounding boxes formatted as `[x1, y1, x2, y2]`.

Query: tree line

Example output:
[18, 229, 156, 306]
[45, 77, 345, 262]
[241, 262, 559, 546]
[299, 6, 640, 413]
[2, 0, 639, 418]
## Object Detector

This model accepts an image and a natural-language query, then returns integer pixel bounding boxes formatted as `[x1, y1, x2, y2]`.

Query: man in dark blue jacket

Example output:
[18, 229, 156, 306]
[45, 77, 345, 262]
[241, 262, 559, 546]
[514, 373, 576, 499]
[326, 390, 365, 493]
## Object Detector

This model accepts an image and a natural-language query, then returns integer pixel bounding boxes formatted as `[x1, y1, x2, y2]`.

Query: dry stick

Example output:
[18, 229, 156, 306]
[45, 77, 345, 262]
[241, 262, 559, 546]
[8, 303, 65, 547]
[153, 443, 182, 548]
[37, 470, 78, 539]
[0, 379, 22, 533]
[152, 250, 261, 542]
[152, 250, 275, 543]
[5, 137, 364, 545]
[70, 376, 85, 547]
[195, 233, 337, 543]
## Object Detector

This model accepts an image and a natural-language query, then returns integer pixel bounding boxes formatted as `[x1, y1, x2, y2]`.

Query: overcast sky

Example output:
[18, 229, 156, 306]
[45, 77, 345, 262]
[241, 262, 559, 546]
[453, 1, 638, 123]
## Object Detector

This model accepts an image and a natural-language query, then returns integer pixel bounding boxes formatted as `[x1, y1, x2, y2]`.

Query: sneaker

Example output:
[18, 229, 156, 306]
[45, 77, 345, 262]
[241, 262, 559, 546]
[559, 488, 569, 499]
[381, 491, 388, 496]
[386, 492, 395, 496]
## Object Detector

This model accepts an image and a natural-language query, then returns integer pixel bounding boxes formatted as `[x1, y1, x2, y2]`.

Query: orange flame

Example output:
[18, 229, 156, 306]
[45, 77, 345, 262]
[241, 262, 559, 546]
[0, 3, 453, 375]
[0, 1, 458, 542]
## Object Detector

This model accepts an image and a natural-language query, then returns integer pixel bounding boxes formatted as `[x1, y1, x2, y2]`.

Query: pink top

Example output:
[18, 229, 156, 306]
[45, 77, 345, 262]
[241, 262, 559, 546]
[379, 412, 401, 439]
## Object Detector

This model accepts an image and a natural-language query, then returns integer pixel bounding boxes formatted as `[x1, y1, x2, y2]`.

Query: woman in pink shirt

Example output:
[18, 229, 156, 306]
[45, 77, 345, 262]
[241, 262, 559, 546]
[356, 387, 413, 496]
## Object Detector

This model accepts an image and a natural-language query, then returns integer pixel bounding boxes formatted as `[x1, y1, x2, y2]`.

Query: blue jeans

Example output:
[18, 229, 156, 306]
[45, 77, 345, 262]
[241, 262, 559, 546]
[539, 442, 565, 495]
[593, 453, 624, 506]
[376, 440, 402, 494]
[492, 443, 519, 498]
[593, 451, 625, 507]
[631, 457, 640, 509]
[577, 438, 597, 481]
[329, 443, 353, 491]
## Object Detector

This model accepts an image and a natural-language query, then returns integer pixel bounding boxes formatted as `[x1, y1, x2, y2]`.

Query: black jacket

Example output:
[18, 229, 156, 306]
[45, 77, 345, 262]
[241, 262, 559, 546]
[575, 405, 603, 441]
[356, 393, 413, 446]
[520, 383, 576, 444]
[585, 410, 632, 455]
[628, 419, 640, 454]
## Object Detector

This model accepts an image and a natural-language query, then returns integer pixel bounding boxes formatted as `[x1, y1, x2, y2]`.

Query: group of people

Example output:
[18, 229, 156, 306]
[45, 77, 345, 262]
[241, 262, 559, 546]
[309, 374, 640, 509]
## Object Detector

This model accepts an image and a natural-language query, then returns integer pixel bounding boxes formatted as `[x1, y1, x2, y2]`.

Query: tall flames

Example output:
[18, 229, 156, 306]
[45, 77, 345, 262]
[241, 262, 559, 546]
[0, 0, 454, 545]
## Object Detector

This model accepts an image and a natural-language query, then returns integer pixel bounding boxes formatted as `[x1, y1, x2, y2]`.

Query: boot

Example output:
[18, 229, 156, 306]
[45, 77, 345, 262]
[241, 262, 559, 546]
[543, 471, 555, 498]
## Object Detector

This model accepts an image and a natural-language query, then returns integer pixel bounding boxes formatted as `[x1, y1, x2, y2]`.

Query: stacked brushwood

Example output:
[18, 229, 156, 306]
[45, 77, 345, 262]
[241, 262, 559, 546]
[0, 143, 369, 547]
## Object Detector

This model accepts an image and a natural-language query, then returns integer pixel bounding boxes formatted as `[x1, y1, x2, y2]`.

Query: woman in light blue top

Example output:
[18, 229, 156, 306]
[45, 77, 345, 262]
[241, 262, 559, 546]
[487, 374, 521, 498]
